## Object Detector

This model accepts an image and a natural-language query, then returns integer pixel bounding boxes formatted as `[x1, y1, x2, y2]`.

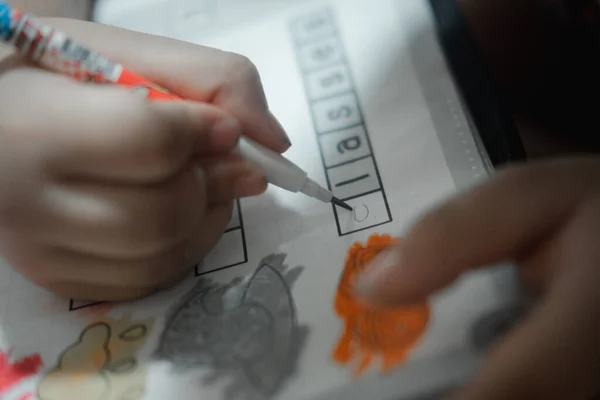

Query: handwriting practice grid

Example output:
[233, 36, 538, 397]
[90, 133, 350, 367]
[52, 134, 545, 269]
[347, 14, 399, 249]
[290, 9, 392, 236]
[0, 1, 523, 400]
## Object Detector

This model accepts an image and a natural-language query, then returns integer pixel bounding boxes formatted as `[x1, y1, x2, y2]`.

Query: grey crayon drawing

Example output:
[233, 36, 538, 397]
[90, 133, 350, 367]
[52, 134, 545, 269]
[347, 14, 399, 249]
[154, 253, 308, 399]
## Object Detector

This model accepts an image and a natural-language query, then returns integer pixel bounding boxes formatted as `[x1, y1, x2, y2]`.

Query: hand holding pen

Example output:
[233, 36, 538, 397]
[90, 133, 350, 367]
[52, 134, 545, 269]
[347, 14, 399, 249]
[1, 2, 351, 209]
[0, 5, 291, 301]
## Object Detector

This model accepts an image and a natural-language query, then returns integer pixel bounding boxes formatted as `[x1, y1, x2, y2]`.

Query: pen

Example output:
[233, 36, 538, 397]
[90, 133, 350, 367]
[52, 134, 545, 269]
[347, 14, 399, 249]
[0, 2, 352, 211]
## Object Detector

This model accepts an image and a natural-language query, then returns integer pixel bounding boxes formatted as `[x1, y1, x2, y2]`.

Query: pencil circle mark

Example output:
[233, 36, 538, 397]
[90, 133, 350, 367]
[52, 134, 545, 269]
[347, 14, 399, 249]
[353, 204, 369, 222]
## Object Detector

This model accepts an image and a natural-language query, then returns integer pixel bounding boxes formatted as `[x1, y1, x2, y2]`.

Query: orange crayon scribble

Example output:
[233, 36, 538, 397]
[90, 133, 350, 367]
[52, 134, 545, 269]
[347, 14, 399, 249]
[332, 234, 430, 377]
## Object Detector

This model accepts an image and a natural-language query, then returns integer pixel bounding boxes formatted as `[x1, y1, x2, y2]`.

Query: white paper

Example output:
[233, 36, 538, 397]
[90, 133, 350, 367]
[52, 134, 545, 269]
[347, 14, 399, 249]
[0, 1, 523, 399]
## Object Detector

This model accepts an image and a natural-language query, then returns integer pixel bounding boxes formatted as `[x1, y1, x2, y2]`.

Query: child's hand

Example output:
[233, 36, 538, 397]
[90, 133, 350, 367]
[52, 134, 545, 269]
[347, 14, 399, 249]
[0, 19, 290, 301]
[356, 157, 600, 399]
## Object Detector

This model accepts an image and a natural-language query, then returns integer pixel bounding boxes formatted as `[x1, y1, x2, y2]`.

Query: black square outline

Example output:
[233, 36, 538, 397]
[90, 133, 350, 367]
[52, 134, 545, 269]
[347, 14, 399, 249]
[288, 6, 393, 237]
[194, 198, 248, 276]
[68, 198, 249, 311]
[68, 299, 104, 311]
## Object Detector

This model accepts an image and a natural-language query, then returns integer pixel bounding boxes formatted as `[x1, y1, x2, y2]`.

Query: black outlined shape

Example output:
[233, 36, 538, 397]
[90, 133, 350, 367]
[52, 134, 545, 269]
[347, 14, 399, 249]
[337, 190, 390, 235]
[155, 253, 309, 400]
[68, 200, 249, 311]
[195, 198, 248, 276]
[38, 322, 113, 399]
[353, 205, 369, 222]
[118, 324, 147, 342]
[69, 299, 104, 311]
[37, 316, 154, 400]
[289, 7, 392, 236]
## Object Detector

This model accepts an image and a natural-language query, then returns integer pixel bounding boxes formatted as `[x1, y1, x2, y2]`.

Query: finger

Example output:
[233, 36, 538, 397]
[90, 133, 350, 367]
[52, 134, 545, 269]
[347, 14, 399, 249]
[1, 67, 241, 183]
[354, 157, 600, 306]
[209, 59, 293, 152]
[41, 18, 292, 153]
[201, 156, 268, 204]
[49, 86, 241, 183]
[29, 203, 233, 302]
[38, 166, 208, 259]
[449, 193, 600, 400]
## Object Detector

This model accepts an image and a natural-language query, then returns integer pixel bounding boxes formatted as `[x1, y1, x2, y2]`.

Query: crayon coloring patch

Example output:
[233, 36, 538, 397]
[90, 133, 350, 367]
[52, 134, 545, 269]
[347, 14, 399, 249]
[332, 234, 430, 376]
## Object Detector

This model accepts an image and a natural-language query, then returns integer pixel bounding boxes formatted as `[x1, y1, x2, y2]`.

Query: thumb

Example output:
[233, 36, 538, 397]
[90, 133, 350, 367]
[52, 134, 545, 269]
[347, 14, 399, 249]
[354, 158, 599, 306]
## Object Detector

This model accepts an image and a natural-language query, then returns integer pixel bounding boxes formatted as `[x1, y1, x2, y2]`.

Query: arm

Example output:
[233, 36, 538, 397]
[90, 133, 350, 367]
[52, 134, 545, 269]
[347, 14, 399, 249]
[10, 0, 94, 20]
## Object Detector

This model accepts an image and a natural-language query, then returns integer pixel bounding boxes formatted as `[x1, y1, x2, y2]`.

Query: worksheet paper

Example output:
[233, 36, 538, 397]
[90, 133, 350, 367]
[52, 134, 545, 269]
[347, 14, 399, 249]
[0, 1, 523, 399]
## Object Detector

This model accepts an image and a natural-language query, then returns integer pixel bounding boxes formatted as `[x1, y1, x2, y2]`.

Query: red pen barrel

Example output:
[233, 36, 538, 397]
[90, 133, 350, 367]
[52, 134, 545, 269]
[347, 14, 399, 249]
[116, 68, 182, 101]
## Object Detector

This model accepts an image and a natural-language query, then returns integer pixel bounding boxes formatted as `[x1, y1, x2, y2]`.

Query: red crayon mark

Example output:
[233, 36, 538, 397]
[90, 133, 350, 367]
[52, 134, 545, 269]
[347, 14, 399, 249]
[18, 393, 33, 400]
[0, 349, 44, 394]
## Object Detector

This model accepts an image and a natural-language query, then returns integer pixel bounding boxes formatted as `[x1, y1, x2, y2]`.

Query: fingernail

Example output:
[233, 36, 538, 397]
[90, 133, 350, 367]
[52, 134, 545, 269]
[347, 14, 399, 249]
[354, 249, 401, 304]
[235, 173, 268, 197]
[268, 111, 292, 151]
[211, 117, 241, 149]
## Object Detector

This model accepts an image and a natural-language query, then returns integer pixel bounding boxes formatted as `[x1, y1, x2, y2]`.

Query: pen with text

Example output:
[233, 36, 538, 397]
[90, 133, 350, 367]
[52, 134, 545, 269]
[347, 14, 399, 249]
[0, 1, 353, 211]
